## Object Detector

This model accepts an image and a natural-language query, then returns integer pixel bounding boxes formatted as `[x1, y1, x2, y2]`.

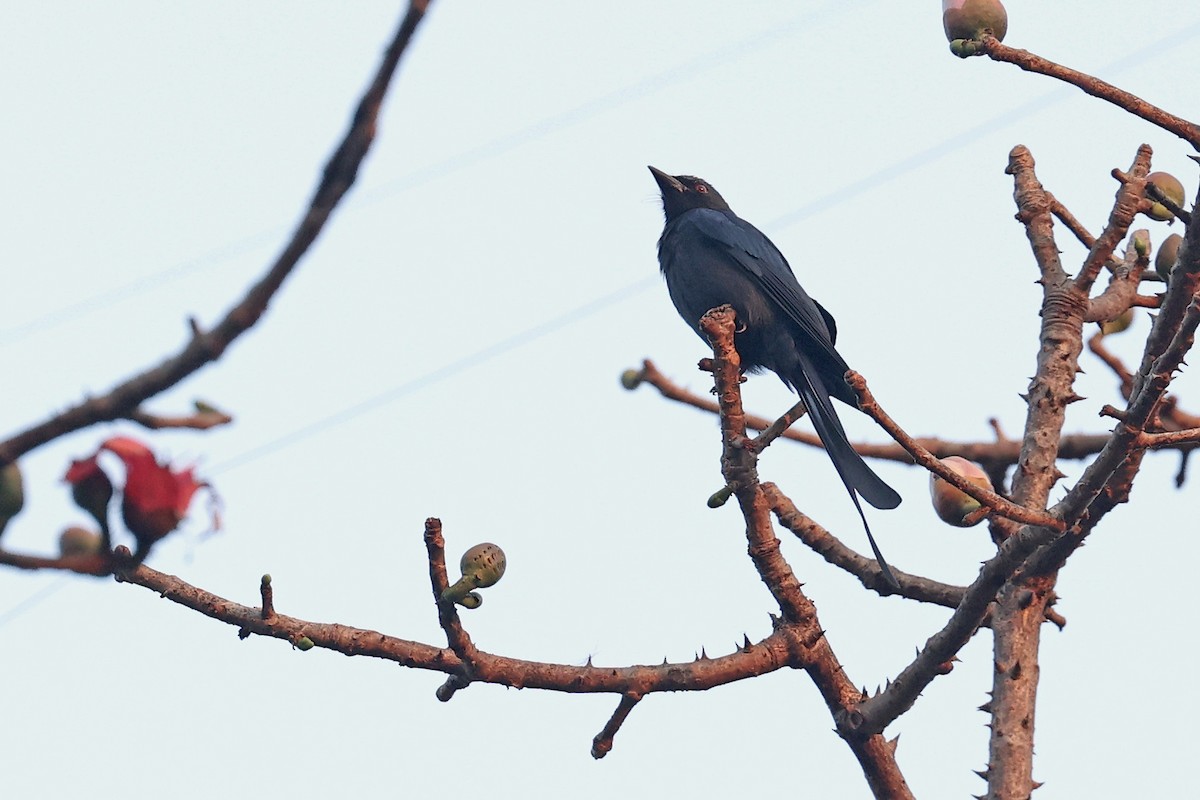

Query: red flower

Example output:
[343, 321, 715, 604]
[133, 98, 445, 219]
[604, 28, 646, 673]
[99, 437, 206, 560]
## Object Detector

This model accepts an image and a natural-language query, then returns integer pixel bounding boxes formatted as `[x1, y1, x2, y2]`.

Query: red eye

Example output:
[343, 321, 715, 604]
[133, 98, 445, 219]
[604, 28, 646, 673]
[696, 184, 708, 193]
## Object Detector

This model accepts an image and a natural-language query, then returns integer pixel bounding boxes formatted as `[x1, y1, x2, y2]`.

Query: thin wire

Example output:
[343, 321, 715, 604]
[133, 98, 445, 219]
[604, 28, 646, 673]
[0, 576, 71, 629]
[208, 276, 659, 474]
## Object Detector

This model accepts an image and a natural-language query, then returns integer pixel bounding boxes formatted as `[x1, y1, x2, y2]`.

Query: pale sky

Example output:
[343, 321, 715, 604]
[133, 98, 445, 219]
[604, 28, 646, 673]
[2, 2, 1198, 797]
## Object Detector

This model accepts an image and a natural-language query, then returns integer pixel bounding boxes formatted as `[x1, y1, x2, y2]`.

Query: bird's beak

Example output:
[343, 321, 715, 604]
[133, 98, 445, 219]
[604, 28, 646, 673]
[648, 165, 684, 194]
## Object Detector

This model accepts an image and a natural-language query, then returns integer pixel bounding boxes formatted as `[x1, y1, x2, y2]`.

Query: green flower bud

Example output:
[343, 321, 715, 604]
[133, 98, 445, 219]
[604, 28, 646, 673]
[620, 369, 644, 390]
[441, 543, 507, 606]
[1132, 232, 1150, 258]
[294, 636, 314, 651]
[930, 456, 993, 527]
[59, 526, 103, 558]
[459, 542, 506, 589]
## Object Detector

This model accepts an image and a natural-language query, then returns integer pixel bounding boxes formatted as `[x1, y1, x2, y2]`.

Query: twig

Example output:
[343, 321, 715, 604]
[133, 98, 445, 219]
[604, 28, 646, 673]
[764, 483, 967, 606]
[127, 407, 234, 431]
[260, 574, 275, 621]
[0, 550, 111, 576]
[591, 693, 642, 759]
[1145, 181, 1193, 225]
[424, 517, 479, 697]
[1140, 428, 1200, 448]
[110, 557, 804, 694]
[1074, 150, 1151, 293]
[848, 372, 1063, 533]
[749, 400, 808, 453]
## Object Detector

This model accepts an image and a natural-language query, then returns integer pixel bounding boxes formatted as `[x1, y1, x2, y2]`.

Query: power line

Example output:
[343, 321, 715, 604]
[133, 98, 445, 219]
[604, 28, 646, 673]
[0, 577, 71, 629]
[209, 276, 659, 475]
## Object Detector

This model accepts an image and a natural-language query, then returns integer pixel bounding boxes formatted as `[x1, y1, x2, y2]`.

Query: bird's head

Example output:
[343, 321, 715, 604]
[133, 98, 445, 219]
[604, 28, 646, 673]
[648, 166, 732, 221]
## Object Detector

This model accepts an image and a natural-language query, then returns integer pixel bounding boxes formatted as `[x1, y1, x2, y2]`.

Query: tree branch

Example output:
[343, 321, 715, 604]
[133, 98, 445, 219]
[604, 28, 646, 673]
[697, 306, 914, 799]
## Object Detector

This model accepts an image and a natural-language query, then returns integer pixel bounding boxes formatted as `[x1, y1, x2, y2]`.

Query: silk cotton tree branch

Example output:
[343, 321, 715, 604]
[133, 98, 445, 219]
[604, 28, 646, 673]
[695, 306, 914, 800]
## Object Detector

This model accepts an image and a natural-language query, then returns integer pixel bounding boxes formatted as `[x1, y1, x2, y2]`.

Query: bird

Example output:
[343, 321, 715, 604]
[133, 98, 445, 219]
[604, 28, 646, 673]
[649, 165, 902, 586]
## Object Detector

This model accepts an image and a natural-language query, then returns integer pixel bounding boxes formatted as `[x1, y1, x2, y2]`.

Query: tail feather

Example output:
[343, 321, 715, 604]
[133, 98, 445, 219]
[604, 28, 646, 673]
[791, 356, 901, 588]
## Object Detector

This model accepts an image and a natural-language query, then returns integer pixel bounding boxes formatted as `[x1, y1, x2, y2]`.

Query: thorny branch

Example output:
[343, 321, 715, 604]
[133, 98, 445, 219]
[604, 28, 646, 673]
[696, 306, 914, 799]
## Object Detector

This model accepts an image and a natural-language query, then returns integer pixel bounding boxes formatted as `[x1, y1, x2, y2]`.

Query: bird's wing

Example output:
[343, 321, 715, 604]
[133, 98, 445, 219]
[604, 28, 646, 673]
[684, 209, 845, 364]
[684, 209, 902, 513]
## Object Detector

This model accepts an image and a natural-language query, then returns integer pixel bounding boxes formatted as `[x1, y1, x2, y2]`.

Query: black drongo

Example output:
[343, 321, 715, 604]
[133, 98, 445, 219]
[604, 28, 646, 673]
[650, 166, 901, 585]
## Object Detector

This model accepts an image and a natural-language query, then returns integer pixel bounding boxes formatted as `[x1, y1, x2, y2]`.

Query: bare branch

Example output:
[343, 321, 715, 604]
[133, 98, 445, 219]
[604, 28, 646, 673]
[110, 555, 802, 694]
[424, 518, 480, 671]
[591, 693, 642, 760]
[764, 483, 967, 607]
[127, 405, 234, 431]
[697, 306, 914, 798]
